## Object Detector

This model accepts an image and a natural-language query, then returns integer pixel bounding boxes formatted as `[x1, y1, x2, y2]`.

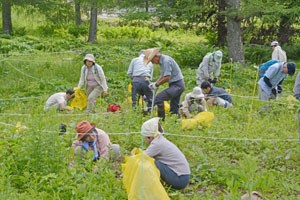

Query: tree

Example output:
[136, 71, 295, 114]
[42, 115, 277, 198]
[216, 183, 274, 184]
[225, 0, 245, 66]
[87, 0, 97, 42]
[74, 0, 82, 26]
[2, 0, 13, 34]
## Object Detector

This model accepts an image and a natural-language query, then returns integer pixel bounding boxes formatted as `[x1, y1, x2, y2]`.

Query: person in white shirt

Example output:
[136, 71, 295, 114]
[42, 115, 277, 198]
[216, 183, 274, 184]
[44, 89, 74, 111]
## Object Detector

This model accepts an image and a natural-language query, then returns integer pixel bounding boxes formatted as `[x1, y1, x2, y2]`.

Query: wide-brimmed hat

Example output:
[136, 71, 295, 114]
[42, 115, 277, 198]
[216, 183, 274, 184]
[83, 54, 95, 63]
[143, 47, 161, 66]
[141, 117, 163, 137]
[191, 87, 204, 99]
[213, 50, 223, 62]
[287, 62, 296, 76]
[75, 120, 95, 140]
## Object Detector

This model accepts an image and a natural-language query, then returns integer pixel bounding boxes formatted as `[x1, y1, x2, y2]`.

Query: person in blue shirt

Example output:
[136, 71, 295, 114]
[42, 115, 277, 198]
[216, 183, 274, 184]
[127, 50, 154, 112]
[258, 62, 295, 101]
[143, 47, 185, 120]
[200, 81, 232, 108]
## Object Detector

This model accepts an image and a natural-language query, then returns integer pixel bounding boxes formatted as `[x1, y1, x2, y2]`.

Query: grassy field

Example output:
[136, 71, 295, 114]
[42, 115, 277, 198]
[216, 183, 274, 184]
[0, 9, 299, 200]
[0, 47, 299, 199]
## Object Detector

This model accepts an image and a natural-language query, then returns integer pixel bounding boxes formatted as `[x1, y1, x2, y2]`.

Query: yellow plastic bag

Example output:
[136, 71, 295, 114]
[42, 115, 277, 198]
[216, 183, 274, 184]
[122, 148, 170, 200]
[181, 111, 214, 130]
[70, 88, 87, 110]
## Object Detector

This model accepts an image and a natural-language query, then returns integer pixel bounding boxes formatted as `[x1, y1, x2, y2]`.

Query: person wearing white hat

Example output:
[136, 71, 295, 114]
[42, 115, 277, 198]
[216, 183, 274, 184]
[77, 54, 108, 113]
[180, 87, 207, 118]
[271, 41, 287, 62]
[127, 50, 154, 112]
[144, 47, 185, 120]
[141, 117, 190, 189]
[196, 50, 223, 86]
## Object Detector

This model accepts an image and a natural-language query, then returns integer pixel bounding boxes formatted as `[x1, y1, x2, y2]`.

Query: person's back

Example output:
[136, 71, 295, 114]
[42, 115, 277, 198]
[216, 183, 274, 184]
[271, 41, 287, 62]
[44, 92, 66, 110]
[209, 86, 232, 103]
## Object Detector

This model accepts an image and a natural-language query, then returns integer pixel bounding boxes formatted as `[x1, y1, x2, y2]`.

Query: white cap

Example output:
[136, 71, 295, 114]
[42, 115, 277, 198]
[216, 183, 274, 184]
[271, 41, 279, 47]
[141, 117, 163, 137]
[191, 87, 204, 99]
[214, 50, 223, 62]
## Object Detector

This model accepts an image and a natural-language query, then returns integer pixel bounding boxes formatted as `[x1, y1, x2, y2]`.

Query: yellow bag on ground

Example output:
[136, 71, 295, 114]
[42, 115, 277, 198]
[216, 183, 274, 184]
[182, 111, 214, 130]
[122, 148, 170, 200]
[70, 88, 87, 110]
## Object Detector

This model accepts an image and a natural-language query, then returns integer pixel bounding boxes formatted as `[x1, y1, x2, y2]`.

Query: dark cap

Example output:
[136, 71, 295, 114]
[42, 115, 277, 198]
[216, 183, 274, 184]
[287, 62, 296, 76]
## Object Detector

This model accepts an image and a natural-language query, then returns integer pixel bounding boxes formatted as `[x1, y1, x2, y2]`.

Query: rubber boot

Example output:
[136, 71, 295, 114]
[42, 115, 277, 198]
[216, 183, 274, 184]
[157, 105, 165, 121]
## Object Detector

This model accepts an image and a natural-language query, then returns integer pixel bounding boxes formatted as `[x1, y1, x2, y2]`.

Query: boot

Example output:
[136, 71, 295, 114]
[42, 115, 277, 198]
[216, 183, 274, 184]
[157, 105, 165, 121]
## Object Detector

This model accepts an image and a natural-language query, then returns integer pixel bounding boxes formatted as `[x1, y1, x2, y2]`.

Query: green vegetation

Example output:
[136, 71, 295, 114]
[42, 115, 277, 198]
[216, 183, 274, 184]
[0, 9, 300, 200]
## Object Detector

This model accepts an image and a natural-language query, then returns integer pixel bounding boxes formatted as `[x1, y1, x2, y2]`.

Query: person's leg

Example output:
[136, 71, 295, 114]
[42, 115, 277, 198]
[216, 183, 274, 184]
[168, 80, 185, 114]
[258, 86, 270, 102]
[155, 160, 190, 189]
[131, 81, 139, 107]
[110, 144, 120, 161]
[141, 80, 154, 112]
[87, 86, 101, 113]
[215, 97, 232, 108]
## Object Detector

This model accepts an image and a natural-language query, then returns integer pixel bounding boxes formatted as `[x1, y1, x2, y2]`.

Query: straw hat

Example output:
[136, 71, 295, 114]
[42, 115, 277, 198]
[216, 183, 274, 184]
[143, 47, 161, 66]
[75, 120, 95, 140]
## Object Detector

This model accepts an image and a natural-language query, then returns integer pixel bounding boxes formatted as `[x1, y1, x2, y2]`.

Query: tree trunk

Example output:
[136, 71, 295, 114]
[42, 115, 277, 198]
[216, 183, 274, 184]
[75, 0, 82, 26]
[225, 0, 245, 66]
[145, 0, 149, 12]
[88, 1, 97, 43]
[217, 0, 227, 46]
[2, 0, 13, 35]
[278, 15, 293, 44]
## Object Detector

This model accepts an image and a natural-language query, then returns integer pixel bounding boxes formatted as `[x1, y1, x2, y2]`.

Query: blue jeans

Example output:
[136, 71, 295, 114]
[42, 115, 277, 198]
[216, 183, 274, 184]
[155, 160, 190, 190]
[155, 79, 185, 114]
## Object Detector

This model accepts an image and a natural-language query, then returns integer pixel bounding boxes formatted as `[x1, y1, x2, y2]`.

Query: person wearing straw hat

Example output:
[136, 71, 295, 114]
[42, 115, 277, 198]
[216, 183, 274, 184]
[44, 89, 74, 111]
[144, 47, 185, 120]
[72, 120, 120, 161]
[127, 49, 154, 113]
[258, 61, 296, 101]
[77, 54, 108, 113]
[141, 117, 190, 189]
[201, 81, 232, 108]
[179, 86, 207, 118]
[196, 50, 223, 86]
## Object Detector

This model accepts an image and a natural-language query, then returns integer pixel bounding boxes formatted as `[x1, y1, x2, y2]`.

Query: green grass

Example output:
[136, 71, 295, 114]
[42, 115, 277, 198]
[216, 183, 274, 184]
[0, 49, 299, 199]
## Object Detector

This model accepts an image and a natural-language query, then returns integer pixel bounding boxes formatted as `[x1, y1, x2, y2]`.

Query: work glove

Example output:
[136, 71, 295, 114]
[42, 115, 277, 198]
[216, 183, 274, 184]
[208, 78, 213, 83]
[149, 82, 158, 90]
[277, 85, 282, 94]
[271, 87, 277, 97]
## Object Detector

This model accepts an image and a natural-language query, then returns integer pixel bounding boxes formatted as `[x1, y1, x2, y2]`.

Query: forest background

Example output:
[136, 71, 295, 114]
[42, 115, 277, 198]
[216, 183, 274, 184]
[0, 0, 300, 199]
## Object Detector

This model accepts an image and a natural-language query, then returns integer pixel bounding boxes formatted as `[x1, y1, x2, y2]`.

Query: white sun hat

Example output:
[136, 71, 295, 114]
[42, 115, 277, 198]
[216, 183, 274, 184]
[141, 117, 163, 137]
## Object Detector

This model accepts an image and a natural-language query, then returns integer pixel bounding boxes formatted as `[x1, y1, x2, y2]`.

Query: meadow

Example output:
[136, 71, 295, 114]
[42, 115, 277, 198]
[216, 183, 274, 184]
[0, 12, 300, 200]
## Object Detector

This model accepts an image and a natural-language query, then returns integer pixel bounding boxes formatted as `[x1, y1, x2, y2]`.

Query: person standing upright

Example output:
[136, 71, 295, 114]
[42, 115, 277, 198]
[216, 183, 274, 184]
[144, 47, 185, 120]
[77, 54, 108, 113]
[271, 41, 287, 62]
[127, 50, 154, 113]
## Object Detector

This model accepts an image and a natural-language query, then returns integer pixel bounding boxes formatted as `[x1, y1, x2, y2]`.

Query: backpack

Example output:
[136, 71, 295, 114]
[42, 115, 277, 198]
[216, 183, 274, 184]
[107, 103, 121, 112]
[258, 59, 279, 78]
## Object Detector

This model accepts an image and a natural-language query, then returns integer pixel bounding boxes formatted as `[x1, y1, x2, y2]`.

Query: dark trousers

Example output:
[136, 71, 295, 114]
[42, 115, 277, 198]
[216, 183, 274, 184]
[132, 77, 153, 111]
[155, 79, 185, 114]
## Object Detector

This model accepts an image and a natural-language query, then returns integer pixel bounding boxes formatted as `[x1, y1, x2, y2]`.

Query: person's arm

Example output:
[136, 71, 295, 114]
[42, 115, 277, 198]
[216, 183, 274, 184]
[200, 99, 207, 111]
[294, 73, 300, 100]
[96, 65, 109, 96]
[78, 66, 85, 88]
[59, 103, 72, 111]
[127, 59, 134, 78]
[215, 62, 221, 78]
[155, 75, 170, 86]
